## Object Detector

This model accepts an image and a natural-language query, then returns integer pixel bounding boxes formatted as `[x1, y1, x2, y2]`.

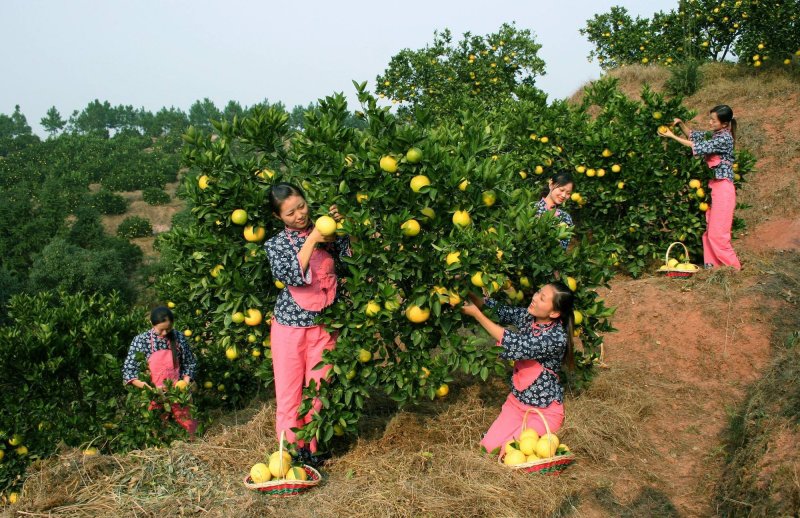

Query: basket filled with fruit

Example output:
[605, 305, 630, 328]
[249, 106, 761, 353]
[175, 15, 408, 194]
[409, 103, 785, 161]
[243, 432, 322, 497]
[657, 242, 700, 278]
[499, 408, 575, 475]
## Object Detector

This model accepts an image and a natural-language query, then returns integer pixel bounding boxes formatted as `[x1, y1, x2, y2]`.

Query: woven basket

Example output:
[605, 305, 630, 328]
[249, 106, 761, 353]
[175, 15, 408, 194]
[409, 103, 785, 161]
[657, 242, 700, 278]
[243, 431, 322, 497]
[499, 408, 576, 476]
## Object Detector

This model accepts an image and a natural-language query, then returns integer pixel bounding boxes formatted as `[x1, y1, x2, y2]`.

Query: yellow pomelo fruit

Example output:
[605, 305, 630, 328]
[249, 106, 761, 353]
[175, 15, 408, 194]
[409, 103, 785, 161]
[452, 210, 472, 228]
[471, 272, 485, 287]
[243, 226, 266, 242]
[435, 384, 449, 398]
[410, 175, 431, 192]
[573, 310, 583, 325]
[175, 380, 189, 391]
[365, 301, 381, 317]
[244, 308, 263, 326]
[406, 305, 430, 323]
[445, 251, 461, 265]
[286, 466, 308, 481]
[401, 219, 421, 236]
[315, 215, 337, 236]
[503, 449, 527, 466]
[566, 276, 577, 291]
[230, 209, 248, 225]
[380, 155, 398, 173]
[520, 428, 539, 442]
[250, 462, 272, 483]
[535, 434, 560, 458]
[519, 436, 538, 456]
[268, 451, 292, 478]
[198, 175, 210, 189]
[225, 347, 238, 360]
[358, 349, 372, 363]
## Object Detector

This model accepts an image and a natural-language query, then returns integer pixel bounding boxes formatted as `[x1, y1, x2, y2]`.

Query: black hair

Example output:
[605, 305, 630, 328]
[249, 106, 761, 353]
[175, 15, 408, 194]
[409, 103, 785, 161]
[548, 281, 576, 371]
[710, 105, 737, 141]
[541, 171, 575, 199]
[150, 306, 174, 326]
[269, 183, 306, 215]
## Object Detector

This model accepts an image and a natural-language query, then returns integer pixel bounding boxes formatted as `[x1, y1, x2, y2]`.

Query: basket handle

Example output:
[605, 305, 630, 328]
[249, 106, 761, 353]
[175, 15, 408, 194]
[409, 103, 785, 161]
[521, 407, 551, 438]
[278, 430, 287, 474]
[665, 241, 690, 266]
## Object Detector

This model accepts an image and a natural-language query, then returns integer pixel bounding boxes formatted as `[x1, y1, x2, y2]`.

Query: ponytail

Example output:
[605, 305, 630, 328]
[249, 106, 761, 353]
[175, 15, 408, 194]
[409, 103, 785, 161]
[548, 282, 576, 371]
[730, 118, 737, 142]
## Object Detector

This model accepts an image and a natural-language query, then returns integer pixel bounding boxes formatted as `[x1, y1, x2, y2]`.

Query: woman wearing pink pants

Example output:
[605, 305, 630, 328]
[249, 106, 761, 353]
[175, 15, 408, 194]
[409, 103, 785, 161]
[264, 183, 351, 465]
[460, 282, 575, 456]
[660, 105, 741, 270]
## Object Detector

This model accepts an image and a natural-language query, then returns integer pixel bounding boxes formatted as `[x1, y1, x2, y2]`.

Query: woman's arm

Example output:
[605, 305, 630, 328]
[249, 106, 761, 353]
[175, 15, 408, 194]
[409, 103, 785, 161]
[461, 300, 505, 342]
[659, 128, 694, 149]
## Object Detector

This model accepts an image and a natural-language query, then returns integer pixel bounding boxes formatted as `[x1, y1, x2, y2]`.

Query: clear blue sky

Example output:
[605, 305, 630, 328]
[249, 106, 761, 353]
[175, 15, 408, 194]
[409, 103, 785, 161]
[2, 0, 674, 135]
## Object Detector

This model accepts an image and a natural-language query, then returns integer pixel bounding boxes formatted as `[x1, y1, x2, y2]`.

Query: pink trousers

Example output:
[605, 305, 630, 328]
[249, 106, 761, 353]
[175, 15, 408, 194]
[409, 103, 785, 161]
[703, 179, 741, 270]
[481, 393, 564, 456]
[270, 321, 335, 452]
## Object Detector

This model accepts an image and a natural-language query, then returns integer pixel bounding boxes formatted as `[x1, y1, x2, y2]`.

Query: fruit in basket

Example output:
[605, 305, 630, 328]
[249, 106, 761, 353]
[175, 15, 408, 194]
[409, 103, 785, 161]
[675, 263, 696, 271]
[667, 258, 679, 268]
[250, 462, 272, 483]
[286, 466, 308, 481]
[535, 433, 560, 458]
[268, 450, 292, 478]
[503, 449, 527, 466]
[504, 439, 519, 452]
[526, 453, 540, 462]
[520, 428, 539, 442]
[556, 444, 570, 455]
[519, 436, 538, 456]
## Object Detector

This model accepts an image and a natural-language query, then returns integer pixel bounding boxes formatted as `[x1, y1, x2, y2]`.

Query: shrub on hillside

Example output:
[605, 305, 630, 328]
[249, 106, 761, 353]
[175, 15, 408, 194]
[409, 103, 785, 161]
[117, 216, 152, 239]
[142, 187, 170, 205]
[91, 190, 128, 215]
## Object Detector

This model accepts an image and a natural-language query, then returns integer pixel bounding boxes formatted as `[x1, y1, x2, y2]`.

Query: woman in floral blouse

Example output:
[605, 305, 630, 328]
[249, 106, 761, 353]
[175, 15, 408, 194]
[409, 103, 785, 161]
[460, 281, 575, 456]
[264, 182, 351, 461]
[535, 171, 575, 251]
[122, 306, 198, 435]
[660, 105, 741, 270]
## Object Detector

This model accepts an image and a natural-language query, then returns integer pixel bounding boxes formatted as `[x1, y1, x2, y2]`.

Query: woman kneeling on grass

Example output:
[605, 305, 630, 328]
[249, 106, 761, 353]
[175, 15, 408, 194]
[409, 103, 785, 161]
[460, 282, 574, 456]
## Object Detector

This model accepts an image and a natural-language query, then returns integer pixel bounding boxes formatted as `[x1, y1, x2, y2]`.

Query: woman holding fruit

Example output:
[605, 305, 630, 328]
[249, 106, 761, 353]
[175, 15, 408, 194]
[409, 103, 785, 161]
[265, 182, 351, 464]
[660, 105, 741, 270]
[460, 281, 575, 456]
[122, 306, 198, 435]
[535, 171, 575, 251]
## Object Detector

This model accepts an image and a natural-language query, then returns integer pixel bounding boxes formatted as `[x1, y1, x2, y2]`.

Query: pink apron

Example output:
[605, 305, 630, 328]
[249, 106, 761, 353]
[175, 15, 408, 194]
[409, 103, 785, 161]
[286, 229, 337, 311]
[147, 331, 197, 435]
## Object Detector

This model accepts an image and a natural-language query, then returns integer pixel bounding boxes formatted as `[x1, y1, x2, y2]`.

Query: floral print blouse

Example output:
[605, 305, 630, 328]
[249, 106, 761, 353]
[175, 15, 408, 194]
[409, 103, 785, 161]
[485, 298, 567, 407]
[535, 198, 573, 251]
[122, 329, 197, 383]
[265, 227, 352, 328]
[690, 129, 735, 182]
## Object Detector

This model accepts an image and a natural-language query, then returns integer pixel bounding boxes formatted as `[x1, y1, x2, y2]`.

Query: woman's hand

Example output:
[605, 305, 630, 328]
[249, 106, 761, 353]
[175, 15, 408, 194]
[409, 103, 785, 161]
[672, 117, 683, 126]
[658, 128, 675, 138]
[460, 299, 482, 318]
[309, 227, 336, 245]
[329, 204, 344, 222]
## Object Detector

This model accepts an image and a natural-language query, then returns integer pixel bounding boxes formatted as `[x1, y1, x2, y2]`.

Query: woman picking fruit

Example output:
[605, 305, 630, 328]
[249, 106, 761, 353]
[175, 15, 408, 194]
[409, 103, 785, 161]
[265, 182, 351, 464]
[122, 306, 198, 435]
[460, 282, 575, 456]
[660, 105, 741, 270]
[535, 171, 575, 251]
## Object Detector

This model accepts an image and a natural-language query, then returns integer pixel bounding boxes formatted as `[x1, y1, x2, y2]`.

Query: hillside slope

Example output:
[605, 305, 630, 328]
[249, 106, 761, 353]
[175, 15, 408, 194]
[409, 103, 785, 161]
[4, 65, 799, 517]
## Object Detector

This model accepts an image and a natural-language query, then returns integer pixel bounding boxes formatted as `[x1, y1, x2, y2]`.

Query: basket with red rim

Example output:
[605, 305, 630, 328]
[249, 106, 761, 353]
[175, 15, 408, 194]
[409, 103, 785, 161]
[657, 242, 700, 278]
[243, 431, 322, 497]
[498, 408, 576, 476]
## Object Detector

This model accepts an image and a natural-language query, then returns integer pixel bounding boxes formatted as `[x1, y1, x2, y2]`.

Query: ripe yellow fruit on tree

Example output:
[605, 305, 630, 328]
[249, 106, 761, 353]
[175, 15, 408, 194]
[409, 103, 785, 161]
[436, 384, 449, 398]
[699, 202, 709, 212]
[566, 276, 577, 291]
[231, 209, 248, 225]
[602, 148, 613, 157]
[445, 251, 461, 265]
[452, 210, 472, 228]
[243, 226, 266, 242]
[611, 164, 621, 173]
[421, 207, 436, 220]
[471, 272, 485, 287]
[225, 347, 238, 360]
[358, 349, 372, 363]
[365, 301, 381, 317]
[574, 310, 583, 325]
[410, 175, 431, 192]
[689, 179, 701, 189]
[244, 308, 262, 326]
[380, 155, 398, 173]
[315, 215, 337, 236]
[198, 175, 210, 189]
[482, 190, 497, 207]
[401, 219, 421, 236]
[406, 305, 430, 323]
[406, 147, 423, 163]
[175, 379, 189, 391]
[458, 179, 470, 191]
